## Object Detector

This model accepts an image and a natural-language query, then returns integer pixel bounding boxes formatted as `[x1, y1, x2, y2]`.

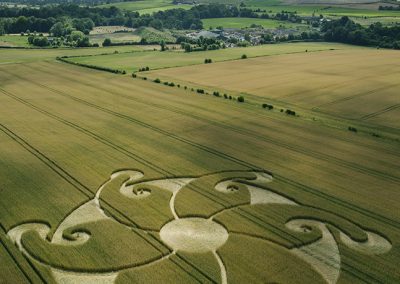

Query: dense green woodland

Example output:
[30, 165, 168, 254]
[0, 3, 399, 49]
[0, 4, 302, 33]
[322, 17, 400, 49]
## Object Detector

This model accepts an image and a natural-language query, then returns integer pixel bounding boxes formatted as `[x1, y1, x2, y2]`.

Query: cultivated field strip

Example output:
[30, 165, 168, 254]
[26, 62, 400, 176]
[363, 107, 400, 130]
[1, 64, 398, 229]
[7, 68, 398, 204]
[65, 42, 353, 73]
[361, 103, 400, 120]
[6, 63, 400, 184]
[0, 123, 93, 198]
[1, 64, 398, 220]
[33, 61, 400, 158]
[145, 49, 400, 127]
[0, 75, 396, 211]
[0, 88, 172, 178]
[0, 230, 40, 283]
[37, 60, 400, 160]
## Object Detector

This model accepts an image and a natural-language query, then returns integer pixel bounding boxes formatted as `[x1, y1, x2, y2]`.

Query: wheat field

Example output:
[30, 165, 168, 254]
[0, 50, 399, 283]
[145, 48, 400, 130]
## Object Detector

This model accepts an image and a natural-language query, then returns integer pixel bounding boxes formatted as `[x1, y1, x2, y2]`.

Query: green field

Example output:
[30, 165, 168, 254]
[135, 27, 176, 43]
[1, 37, 400, 283]
[99, 0, 191, 14]
[202, 17, 307, 29]
[89, 32, 141, 45]
[0, 35, 31, 47]
[353, 16, 400, 26]
[195, 0, 400, 17]
[0, 45, 156, 65]
[64, 42, 356, 73]
[250, 4, 400, 17]
[137, 4, 192, 14]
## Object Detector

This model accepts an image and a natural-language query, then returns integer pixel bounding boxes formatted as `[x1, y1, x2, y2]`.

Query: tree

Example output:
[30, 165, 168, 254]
[50, 22, 65, 37]
[76, 36, 90, 47]
[32, 36, 49, 47]
[238, 96, 245, 103]
[103, 38, 111, 46]
[149, 19, 163, 30]
[72, 18, 94, 33]
[0, 22, 5, 36]
[301, 32, 308, 40]
[160, 40, 166, 51]
[184, 43, 192, 52]
[70, 30, 85, 42]
[241, 54, 247, 59]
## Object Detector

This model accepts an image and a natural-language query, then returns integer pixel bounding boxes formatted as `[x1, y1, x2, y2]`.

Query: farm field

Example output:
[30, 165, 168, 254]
[144, 48, 400, 130]
[137, 4, 192, 14]
[257, 5, 400, 17]
[196, 0, 400, 18]
[0, 45, 158, 65]
[0, 46, 400, 282]
[0, 35, 31, 47]
[89, 32, 141, 45]
[202, 17, 307, 29]
[64, 42, 357, 73]
[353, 16, 400, 26]
[98, 0, 191, 14]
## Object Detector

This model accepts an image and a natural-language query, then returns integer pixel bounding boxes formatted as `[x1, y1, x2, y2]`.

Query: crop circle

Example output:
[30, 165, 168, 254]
[160, 218, 228, 253]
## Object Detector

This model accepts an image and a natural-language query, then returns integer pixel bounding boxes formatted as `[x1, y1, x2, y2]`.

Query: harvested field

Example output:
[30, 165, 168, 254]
[0, 52, 399, 283]
[146, 48, 400, 129]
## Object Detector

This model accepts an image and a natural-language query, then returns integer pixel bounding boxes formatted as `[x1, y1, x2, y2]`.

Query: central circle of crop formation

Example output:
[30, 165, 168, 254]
[160, 218, 229, 253]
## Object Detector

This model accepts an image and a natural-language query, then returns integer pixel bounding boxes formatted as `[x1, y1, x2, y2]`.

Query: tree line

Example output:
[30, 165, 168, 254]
[1, 3, 304, 34]
[322, 16, 400, 49]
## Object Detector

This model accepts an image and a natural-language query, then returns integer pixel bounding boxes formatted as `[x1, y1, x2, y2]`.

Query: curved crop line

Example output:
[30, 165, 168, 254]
[13, 222, 171, 274]
[95, 170, 144, 205]
[231, 229, 341, 283]
[285, 215, 368, 243]
[213, 251, 227, 284]
[7, 170, 169, 275]
[27, 239, 173, 274]
[50, 199, 92, 240]
[170, 190, 179, 220]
